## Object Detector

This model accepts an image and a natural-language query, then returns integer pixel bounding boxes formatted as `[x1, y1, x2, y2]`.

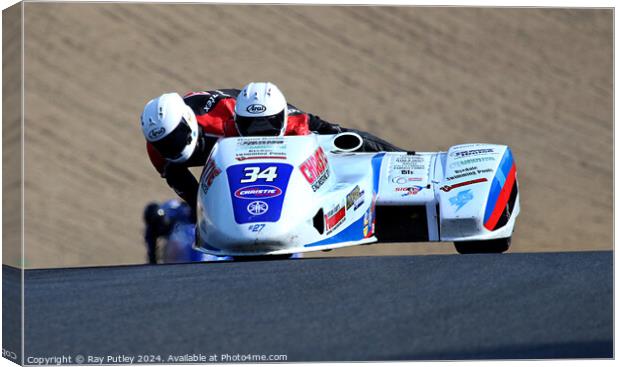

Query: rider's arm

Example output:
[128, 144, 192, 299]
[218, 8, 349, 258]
[146, 142, 167, 174]
[306, 113, 404, 152]
[288, 101, 406, 152]
[184, 90, 238, 136]
[346, 129, 405, 152]
[146, 143, 199, 220]
[307, 113, 344, 134]
[284, 101, 343, 135]
[162, 164, 199, 221]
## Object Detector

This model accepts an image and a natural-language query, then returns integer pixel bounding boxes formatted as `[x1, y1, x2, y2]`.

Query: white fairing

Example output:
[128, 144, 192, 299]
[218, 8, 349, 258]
[194, 136, 520, 256]
[435, 144, 520, 241]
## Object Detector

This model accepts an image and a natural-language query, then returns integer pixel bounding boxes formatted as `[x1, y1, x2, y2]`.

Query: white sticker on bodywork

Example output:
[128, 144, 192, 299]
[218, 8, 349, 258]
[235, 137, 287, 161]
[387, 154, 430, 184]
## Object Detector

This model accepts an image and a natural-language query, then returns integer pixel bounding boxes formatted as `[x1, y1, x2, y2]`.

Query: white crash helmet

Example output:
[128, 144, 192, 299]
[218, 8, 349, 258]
[234, 82, 288, 137]
[141, 93, 198, 163]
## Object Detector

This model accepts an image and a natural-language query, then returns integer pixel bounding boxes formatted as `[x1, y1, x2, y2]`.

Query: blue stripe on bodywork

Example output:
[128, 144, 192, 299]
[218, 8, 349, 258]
[496, 164, 507, 187]
[499, 148, 514, 180]
[304, 212, 366, 247]
[372, 153, 386, 194]
[484, 148, 514, 223]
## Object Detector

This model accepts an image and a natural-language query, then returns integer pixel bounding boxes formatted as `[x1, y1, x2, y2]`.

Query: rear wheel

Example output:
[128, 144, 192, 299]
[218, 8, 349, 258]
[454, 237, 511, 254]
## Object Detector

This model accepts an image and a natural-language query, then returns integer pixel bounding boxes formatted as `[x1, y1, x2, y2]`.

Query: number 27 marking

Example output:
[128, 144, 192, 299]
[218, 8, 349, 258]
[248, 224, 266, 232]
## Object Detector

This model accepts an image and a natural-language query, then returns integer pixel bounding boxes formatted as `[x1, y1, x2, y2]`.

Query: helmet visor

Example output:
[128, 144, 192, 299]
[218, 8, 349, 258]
[236, 110, 285, 137]
[151, 117, 192, 159]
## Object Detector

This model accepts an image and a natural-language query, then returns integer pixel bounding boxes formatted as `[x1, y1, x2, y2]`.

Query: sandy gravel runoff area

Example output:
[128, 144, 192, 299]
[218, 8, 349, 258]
[3, 3, 612, 268]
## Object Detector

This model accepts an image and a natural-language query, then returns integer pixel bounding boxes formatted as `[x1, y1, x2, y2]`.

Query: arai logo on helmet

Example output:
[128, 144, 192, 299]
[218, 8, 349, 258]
[234, 185, 282, 199]
[148, 127, 166, 139]
[246, 104, 267, 114]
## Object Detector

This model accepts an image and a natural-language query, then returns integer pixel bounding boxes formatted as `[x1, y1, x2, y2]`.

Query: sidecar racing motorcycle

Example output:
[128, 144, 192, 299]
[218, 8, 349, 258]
[194, 133, 519, 257]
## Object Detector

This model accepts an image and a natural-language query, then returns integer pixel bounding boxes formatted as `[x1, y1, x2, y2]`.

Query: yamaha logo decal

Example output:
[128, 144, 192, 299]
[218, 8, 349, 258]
[247, 201, 269, 215]
[235, 185, 282, 199]
[246, 104, 267, 114]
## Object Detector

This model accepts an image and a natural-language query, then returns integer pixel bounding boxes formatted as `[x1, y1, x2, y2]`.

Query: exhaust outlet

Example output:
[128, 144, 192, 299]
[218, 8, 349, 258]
[332, 132, 363, 153]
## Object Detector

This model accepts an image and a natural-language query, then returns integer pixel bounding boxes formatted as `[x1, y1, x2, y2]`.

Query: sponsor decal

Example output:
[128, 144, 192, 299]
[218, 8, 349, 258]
[238, 138, 285, 146]
[440, 178, 488, 192]
[235, 156, 286, 161]
[325, 203, 346, 234]
[346, 185, 365, 210]
[445, 168, 493, 181]
[227, 163, 293, 224]
[148, 127, 166, 139]
[445, 171, 476, 181]
[391, 155, 426, 172]
[363, 197, 377, 238]
[247, 201, 269, 215]
[394, 155, 423, 163]
[206, 96, 215, 110]
[363, 210, 370, 237]
[454, 166, 477, 174]
[449, 189, 474, 211]
[396, 185, 425, 196]
[203, 93, 223, 113]
[449, 156, 496, 168]
[449, 148, 496, 158]
[234, 185, 282, 199]
[235, 138, 287, 161]
[300, 147, 330, 192]
[200, 159, 221, 194]
[391, 176, 423, 184]
[453, 143, 487, 149]
[311, 170, 330, 191]
[246, 104, 267, 114]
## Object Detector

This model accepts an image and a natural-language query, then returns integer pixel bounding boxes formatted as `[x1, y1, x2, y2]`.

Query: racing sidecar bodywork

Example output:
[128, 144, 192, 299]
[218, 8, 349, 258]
[194, 134, 519, 256]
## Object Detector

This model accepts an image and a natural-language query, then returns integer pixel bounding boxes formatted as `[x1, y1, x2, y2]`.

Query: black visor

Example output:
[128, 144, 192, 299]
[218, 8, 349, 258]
[236, 110, 285, 137]
[151, 117, 192, 159]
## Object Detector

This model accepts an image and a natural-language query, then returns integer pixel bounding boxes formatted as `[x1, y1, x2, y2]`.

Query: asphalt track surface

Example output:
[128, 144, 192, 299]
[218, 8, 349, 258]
[5, 251, 613, 362]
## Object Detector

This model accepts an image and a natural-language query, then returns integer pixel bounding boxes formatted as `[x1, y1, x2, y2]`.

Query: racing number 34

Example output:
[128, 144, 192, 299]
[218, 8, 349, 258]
[240, 166, 278, 183]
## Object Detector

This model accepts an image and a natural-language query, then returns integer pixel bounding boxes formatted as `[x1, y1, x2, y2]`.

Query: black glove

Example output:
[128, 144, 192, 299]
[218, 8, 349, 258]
[189, 203, 198, 224]
[308, 114, 343, 134]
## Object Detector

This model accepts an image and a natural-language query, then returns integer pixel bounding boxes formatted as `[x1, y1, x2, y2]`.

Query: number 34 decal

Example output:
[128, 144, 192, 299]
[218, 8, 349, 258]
[240, 166, 278, 183]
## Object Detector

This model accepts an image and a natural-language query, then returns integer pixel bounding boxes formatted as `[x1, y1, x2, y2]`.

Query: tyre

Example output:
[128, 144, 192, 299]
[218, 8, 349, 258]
[454, 237, 511, 254]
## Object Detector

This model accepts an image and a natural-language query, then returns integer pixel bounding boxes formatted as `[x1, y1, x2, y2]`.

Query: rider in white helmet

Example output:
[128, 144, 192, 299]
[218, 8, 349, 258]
[141, 82, 404, 219]
[141, 93, 199, 163]
[233, 82, 289, 137]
